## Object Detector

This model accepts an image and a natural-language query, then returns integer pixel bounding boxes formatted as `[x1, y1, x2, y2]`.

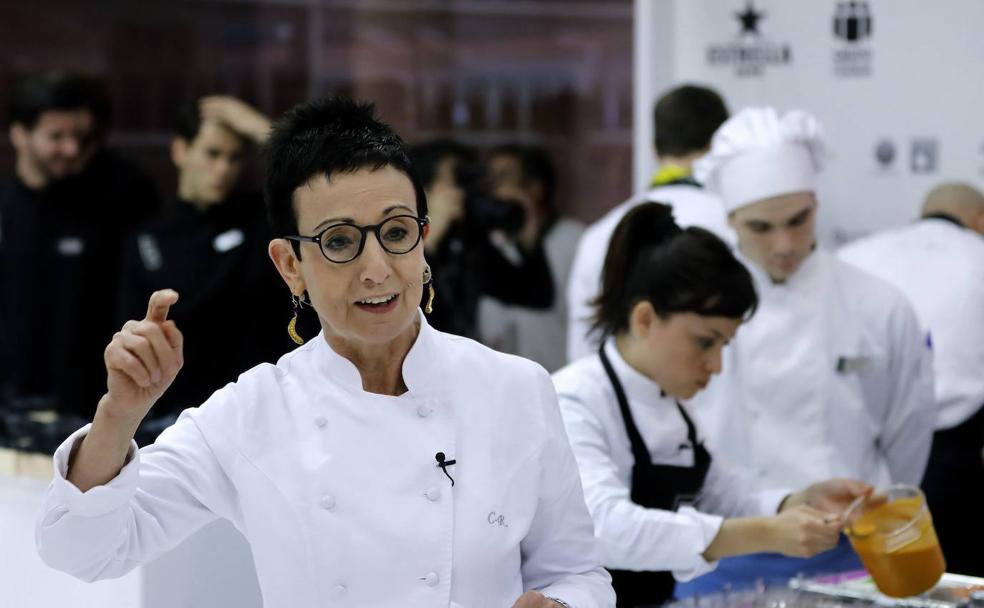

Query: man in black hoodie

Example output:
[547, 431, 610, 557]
[116, 96, 290, 444]
[0, 71, 159, 439]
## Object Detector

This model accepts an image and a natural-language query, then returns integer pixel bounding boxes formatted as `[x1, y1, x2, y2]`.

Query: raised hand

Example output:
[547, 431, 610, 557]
[102, 289, 184, 425]
[199, 95, 271, 143]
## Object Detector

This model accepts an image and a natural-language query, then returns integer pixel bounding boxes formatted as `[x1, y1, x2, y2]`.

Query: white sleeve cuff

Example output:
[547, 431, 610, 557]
[670, 506, 724, 582]
[47, 424, 141, 518]
[755, 488, 791, 516]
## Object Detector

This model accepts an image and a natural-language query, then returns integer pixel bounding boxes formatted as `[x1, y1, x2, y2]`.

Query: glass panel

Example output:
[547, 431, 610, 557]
[0, 0, 633, 222]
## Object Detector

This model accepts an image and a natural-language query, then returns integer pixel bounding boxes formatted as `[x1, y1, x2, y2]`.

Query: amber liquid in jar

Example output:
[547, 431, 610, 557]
[848, 496, 946, 597]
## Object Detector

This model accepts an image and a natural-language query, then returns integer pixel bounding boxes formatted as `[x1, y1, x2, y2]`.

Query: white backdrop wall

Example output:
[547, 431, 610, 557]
[634, 0, 984, 245]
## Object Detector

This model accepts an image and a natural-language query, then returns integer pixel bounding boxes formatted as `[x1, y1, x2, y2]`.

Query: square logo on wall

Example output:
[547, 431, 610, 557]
[834, 1, 872, 42]
[910, 138, 939, 174]
[833, 1, 873, 77]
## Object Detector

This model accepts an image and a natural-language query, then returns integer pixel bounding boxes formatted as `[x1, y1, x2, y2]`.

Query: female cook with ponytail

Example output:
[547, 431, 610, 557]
[552, 202, 871, 607]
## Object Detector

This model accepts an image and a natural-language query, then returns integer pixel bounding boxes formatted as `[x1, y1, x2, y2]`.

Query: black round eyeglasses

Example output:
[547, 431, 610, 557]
[285, 215, 428, 263]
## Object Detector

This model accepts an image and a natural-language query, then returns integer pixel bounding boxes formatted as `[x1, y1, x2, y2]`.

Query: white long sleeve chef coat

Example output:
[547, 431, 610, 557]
[35, 313, 615, 608]
[839, 217, 984, 430]
[552, 340, 788, 581]
[691, 249, 936, 491]
[566, 185, 735, 363]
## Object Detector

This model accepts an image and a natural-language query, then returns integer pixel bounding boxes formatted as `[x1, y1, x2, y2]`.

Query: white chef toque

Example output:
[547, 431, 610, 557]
[695, 107, 825, 213]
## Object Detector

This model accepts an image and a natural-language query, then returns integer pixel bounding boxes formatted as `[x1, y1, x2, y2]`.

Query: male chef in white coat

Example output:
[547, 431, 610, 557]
[840, 182, 984, 576]
[676, 107, 936, 595]
[566, 84, 735, 361]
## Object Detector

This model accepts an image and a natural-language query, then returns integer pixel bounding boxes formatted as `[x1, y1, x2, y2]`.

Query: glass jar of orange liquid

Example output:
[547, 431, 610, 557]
[844, 484, 946, 597]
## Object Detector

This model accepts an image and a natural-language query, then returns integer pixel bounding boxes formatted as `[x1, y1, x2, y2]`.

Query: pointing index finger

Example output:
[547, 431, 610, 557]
[146, 289, 179, 323]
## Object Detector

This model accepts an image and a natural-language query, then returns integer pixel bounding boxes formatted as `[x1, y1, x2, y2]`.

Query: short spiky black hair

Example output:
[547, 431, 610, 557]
[263, 97, 427, 257]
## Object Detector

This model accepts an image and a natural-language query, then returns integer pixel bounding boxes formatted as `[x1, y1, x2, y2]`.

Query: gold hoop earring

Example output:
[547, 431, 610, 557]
[288, 294, 306, 345]
[423, 264, 435, 315]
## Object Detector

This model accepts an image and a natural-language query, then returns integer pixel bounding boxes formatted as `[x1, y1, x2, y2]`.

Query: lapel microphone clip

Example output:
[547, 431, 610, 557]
[435, 452, 457, 486]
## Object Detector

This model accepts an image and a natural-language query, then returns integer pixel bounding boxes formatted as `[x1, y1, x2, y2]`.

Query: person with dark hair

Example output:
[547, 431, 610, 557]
[116, 96, 289, 445]
[480, 144, 584, 371]
[567, 84, 733, 361]
[553, 202, 871, 607]
[676, 107, 934, 595]
[0, 71, 159, 435]
[409, 139, 554, 339]
[36, 97, 615, 608]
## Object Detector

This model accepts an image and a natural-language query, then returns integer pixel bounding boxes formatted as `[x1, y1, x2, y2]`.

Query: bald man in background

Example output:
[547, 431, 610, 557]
[840, 183, 984, 575]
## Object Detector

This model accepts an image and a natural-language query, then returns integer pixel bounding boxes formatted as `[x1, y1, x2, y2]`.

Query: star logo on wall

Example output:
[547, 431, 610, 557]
[735, 2, 765, 36]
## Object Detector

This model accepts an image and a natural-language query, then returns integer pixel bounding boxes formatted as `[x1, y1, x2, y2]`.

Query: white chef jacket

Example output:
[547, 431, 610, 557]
[839, 217, 984, 430]
[691, 249, 936, 491]
[35, 313, 615, 608]
[480, 217, 585, 372]
[566, 185, 735, 362]
[553, 339, 788, 581]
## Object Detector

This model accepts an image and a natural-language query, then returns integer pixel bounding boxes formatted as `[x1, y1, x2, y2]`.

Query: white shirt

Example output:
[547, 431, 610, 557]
[35, 314, 615, 608]
[480, 217, 586, 372]
[566, 185, 735, 362]
[839, 218, 984, 430]
[691, 250, 936, 491]
[552, 340, 788, 581]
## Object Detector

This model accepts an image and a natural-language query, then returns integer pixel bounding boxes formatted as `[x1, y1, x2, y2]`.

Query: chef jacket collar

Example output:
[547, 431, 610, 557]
[737, 245, 823, 294]
[922, 212, 966, 229]
[312, 308, 443, 397]
[603, 337, 672, 407]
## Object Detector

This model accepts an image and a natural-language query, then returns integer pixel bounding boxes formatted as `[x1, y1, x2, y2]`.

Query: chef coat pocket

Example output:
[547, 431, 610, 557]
[833, 334, 885, 377]
[467, 446, 540, 547]
[836, 355, 872, 374]
[830, 339, 888, 428]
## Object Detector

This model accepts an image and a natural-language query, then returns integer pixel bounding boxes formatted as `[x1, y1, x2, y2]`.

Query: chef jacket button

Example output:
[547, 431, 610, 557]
[422, 572, 440, 587]
[320, 494, 336, 510]
[330, 583, 347, 598]
[416, 404, 432, 418]
[314, 415, 328, 428]
[424, 487, 441, 501]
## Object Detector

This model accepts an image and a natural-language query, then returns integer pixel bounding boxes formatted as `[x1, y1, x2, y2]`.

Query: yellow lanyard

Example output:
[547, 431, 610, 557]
[649, 164, 692, 188]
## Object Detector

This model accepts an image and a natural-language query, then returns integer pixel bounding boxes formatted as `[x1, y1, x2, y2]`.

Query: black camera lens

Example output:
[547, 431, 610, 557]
[466, 196, 526, 235]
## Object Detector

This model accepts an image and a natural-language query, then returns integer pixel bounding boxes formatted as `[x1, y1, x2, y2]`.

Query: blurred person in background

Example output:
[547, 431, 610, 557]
[0, 71, 159, 440]
[479, 144, 583, 372]
[678, 107, 935, 594]
[840, 182, 984, 575]
[116, 96, 290, 445]
[567, 84, 734, 362]
[411, 140, 553, 340]
[554, 202, 870, 607]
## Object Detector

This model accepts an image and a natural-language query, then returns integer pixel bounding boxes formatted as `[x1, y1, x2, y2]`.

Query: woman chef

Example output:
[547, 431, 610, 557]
[553, 203, 869, 607]
[35, 97, 614, 608]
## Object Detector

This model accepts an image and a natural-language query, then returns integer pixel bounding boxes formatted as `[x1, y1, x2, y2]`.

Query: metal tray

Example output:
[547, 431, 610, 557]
[790, 571, 984, 607]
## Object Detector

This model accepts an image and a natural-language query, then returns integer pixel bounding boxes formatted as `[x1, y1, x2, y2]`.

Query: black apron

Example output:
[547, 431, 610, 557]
[599, 346, 712, 607]
[921, 401, 984, 576]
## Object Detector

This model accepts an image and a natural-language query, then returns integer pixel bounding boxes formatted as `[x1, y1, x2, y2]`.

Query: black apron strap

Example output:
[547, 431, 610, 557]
[599, 344, 652, 466]
[674, 401, 700, 453]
